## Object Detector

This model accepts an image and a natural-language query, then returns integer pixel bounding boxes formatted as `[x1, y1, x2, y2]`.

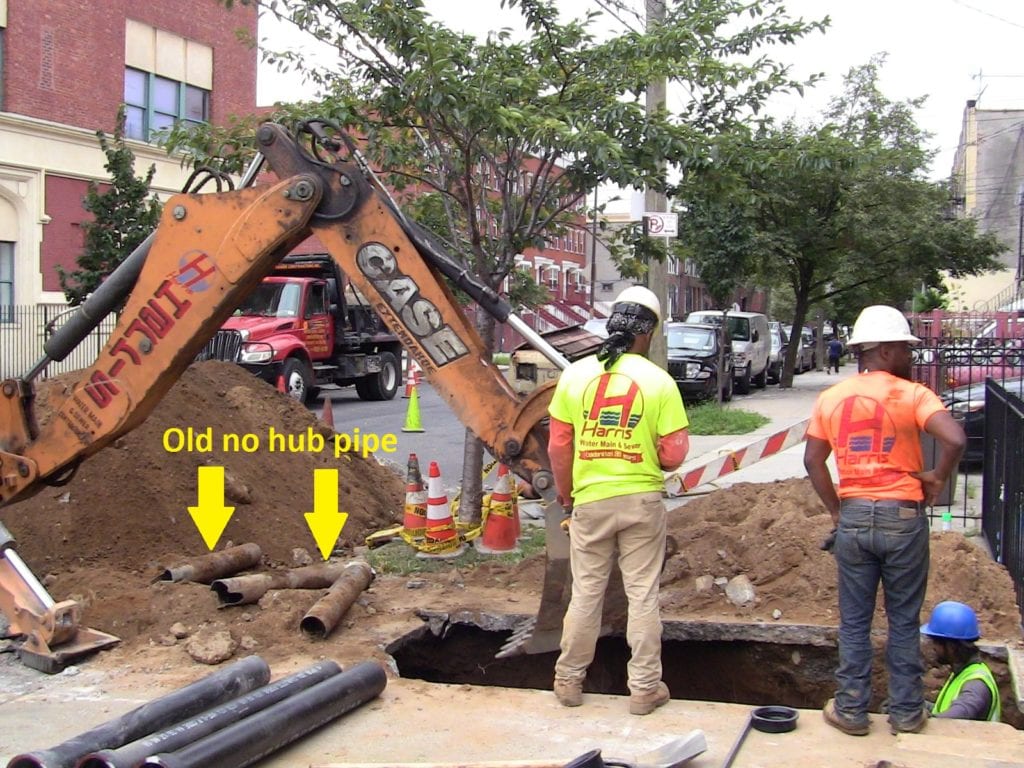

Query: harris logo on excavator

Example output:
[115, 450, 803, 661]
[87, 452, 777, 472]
[356, 243, 469, 369]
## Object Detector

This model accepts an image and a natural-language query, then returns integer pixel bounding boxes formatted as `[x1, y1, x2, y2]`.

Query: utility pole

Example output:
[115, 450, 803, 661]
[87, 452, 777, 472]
[1017, 183, 1023, 291]
[590, 187, 599, 312]
[645, 0, 668, 367]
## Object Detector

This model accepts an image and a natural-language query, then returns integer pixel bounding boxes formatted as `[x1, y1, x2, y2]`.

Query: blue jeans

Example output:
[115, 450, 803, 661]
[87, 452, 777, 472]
[833, 500, 929, 724]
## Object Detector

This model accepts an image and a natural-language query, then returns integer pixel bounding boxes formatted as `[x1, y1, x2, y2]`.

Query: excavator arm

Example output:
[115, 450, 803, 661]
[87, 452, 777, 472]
[0, 121, 566, 671]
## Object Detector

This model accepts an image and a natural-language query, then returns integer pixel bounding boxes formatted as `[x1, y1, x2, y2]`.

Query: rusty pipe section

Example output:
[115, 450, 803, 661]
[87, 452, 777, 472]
[300, 561, 374, 639]
[211, 563, 348, 606]
[7, 655, 270, 768]
[158, 543, 263, 584]
[76, 660, 342, 768]
[140, 661, 387, 768]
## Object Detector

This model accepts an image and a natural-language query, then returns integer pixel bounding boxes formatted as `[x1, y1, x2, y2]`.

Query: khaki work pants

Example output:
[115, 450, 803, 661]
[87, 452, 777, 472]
[554, 490, 667, 696]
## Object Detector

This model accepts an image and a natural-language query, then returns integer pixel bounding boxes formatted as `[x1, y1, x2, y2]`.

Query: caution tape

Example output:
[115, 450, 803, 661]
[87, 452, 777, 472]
[664, 418, 810, 497]
[364, 460, 517, 554]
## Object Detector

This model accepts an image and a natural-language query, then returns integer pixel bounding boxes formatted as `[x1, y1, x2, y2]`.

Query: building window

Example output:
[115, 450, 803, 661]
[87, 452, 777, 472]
[124, 67, 209, 141]
[0, 242, 13, 323]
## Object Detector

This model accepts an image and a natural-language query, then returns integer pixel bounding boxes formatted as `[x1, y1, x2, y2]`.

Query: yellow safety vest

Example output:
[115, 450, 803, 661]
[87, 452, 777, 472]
[933, 662, 1001, 722]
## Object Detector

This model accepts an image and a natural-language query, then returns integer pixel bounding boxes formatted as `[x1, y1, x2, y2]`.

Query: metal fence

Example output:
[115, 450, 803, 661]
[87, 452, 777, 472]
[981, 380, 1024, 631]
[0, 304, 118, 380]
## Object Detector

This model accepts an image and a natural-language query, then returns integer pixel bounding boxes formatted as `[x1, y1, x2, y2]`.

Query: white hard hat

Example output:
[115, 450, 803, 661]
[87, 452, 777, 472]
[847, 305, 920, 348]
[613, 285, 661, 321]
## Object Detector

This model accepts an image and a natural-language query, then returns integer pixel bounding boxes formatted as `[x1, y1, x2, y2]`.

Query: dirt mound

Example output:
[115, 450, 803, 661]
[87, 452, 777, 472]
[657, 478, 1021, 641]
[2, 361, 405, 573]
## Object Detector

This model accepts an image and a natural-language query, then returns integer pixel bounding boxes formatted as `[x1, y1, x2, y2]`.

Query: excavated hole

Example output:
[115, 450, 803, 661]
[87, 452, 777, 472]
[387, 613, 839, 709]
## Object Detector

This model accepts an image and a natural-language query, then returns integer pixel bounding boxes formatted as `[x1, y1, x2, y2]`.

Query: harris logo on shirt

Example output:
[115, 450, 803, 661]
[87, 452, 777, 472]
[580, 372, 644, 440]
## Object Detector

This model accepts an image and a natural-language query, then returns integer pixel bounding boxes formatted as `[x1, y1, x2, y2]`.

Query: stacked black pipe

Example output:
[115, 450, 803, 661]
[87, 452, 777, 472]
[6, 656, 386, 768]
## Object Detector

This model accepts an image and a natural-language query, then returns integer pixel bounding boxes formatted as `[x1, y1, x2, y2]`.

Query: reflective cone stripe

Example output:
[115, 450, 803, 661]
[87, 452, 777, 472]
[424, 462, 457, 543]
[479, 464, 518, 553]
[403, 360, 418, 398]
[402, 453, 428, 534]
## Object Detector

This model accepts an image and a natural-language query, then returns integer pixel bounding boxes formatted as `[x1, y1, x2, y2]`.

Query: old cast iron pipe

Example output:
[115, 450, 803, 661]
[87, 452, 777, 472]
[76, 660, 342, 768]
[158, 543, 263, 583]
[300, 561, 374, 639]
[211, 563, 348, 606]
[141, 661, 387, 768]
[8, 656, 271, 768]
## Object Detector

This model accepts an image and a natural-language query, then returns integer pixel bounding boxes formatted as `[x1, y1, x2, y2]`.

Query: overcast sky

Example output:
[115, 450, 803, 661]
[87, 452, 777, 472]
[256, 0, 1024, 185]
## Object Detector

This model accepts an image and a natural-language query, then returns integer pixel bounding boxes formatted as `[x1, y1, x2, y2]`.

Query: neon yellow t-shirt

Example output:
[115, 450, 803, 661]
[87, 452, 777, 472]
[548, 353, 688, 506]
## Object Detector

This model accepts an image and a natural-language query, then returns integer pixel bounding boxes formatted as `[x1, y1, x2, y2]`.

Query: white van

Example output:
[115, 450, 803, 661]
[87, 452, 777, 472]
[685, 310, 770, 394]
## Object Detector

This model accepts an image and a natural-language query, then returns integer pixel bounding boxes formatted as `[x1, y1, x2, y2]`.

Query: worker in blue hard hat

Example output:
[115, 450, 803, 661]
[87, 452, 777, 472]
[920, 601, 1001, 722]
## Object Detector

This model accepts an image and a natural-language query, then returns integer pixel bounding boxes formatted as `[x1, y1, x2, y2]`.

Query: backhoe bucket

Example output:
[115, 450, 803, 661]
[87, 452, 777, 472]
[496, 500, 633, 658]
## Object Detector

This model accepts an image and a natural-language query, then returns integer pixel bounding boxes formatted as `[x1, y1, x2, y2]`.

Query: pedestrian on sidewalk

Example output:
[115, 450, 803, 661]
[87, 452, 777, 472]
[827, 337, 843, 374]
[803, 305, 966, 737]
[547, 286, 690, 715]
[921, 601, 1001, 722]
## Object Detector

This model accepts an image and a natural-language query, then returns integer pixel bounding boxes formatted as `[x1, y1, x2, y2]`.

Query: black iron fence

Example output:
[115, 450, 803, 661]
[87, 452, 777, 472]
[981, 380, 1024, 631]
[0, 304, 118, 380]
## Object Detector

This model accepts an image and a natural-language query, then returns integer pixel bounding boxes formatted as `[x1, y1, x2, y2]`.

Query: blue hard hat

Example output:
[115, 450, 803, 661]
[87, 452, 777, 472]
[921, 601, 980, 641]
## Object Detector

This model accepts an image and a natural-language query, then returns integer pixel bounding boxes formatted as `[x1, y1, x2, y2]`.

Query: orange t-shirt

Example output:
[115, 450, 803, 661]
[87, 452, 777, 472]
[807, 370, 946, 500]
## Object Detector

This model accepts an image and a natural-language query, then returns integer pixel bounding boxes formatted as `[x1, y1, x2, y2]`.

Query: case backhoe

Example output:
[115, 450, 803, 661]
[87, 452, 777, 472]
[0, 121, 571, 672]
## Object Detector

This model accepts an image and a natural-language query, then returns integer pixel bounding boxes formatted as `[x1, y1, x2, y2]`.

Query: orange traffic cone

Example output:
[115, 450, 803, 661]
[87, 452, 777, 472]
[418, 461, 464, 558]
[477, 464, 519, 554]
[402, 358, 421, 398]
[276, 373, 287, 394]
[320, 395, 335, 430]
[402, 453, 428, 537]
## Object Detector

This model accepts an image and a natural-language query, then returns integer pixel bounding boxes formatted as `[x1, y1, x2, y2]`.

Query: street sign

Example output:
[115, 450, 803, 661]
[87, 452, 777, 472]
[644, 211, 678, 237]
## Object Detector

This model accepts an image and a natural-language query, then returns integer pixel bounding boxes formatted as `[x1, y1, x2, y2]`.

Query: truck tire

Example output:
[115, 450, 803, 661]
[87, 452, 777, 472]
[282, 358, 312, 403]
[355, 351, 399, 401]
[735, 364, 752, 395]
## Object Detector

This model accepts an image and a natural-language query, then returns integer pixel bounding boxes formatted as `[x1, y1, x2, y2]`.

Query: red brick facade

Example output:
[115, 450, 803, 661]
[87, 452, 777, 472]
[5, 0, 257, 134]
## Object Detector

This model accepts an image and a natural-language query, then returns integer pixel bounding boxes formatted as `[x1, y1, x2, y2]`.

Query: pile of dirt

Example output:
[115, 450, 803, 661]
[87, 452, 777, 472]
[4, 361, 404, 573]
[656, 479, 1022, 641]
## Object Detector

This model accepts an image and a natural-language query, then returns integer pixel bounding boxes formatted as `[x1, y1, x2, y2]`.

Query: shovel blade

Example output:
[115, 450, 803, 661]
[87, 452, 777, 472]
[635, 731, 708, 768]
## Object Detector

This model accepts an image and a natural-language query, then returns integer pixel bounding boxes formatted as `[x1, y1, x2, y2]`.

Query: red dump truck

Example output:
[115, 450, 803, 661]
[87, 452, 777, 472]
[198, 254, 402, 402]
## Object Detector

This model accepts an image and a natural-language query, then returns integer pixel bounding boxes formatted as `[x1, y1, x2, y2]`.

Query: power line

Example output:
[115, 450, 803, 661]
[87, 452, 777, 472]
[951, 0, 1024, 31]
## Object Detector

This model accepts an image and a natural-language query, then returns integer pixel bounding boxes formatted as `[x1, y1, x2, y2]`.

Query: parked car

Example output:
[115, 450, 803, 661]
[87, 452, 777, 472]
[767, 321, 789, 383]
[686, 310, 769, 394]
[942, 376, 1024, 464]
[784, 325, 816, 373]
[664, 322, 734, 402]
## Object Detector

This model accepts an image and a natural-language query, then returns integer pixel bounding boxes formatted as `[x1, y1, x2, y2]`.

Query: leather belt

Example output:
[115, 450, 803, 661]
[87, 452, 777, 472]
[840, 498, 925, 518]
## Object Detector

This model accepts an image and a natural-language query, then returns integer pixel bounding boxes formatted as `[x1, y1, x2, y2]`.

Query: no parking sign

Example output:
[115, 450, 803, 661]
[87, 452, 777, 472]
[644, 211, 678, 237]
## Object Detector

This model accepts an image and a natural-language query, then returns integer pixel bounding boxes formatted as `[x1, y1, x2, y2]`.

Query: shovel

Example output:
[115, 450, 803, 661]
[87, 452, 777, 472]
[311, 731, 708, 768]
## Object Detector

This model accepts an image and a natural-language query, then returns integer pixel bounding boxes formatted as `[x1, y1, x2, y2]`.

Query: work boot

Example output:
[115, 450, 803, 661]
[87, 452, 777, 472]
[822, 699, 870, 736]
[553, 678, 583, 707]
[629, 682, 670, 715]
[889, 708, 928, 735]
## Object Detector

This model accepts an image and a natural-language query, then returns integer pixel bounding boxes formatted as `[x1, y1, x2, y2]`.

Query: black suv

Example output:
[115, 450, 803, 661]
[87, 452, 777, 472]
[664, 322, 734, 402]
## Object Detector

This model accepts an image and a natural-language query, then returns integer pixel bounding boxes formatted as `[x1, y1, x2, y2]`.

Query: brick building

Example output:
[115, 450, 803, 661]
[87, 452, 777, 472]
[0, 0, 257, 314]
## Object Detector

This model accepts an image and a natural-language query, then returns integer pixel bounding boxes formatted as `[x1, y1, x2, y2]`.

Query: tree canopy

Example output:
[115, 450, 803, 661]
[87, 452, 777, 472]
[59, 109, 162, 305]
[674, 56, 1002, 385]
[182, 0, 826, 520]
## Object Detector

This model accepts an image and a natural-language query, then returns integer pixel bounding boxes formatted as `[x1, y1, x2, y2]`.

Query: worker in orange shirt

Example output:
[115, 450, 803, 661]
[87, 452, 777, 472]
[803, 305, 966, 737]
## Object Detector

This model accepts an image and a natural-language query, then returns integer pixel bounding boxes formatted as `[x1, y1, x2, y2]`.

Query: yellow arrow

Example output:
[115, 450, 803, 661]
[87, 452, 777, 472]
[188, 466, 235, 550]
[304, 468, 349, 560]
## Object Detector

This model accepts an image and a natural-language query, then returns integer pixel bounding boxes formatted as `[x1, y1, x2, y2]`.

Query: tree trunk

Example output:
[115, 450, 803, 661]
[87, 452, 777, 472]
[456, 310, 496, 526]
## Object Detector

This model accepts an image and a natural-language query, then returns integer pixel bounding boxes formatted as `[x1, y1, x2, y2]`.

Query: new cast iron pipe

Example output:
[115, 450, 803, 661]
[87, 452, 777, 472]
[76, 660, 342, 768]
[140, 661, 387, 768]
[300, 561, 374, 639]
[8, 656, 271, 768]
[157, 543, 263, 584]
[211, 563, 349, 606]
